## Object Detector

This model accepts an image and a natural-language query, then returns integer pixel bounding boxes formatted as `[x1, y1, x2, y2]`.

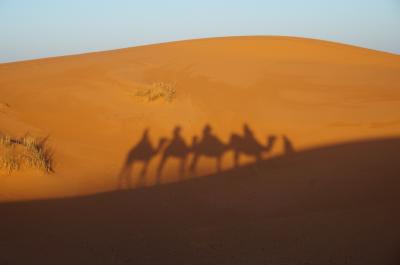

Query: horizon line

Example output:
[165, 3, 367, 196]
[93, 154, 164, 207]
[1, 35, 399, 65]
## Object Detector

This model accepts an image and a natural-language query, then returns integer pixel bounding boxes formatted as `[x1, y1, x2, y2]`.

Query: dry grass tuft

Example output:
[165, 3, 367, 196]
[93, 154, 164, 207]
[135, 82, 176, 102]
[0, 134, 12, 146]
[0, 150, 20, 174]
[0, 133, 54, 174]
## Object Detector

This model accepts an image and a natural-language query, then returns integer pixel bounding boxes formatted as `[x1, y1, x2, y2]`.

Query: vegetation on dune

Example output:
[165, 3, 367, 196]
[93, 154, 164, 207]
[0, 133, 54, 174]
[134, 82, 176, 102]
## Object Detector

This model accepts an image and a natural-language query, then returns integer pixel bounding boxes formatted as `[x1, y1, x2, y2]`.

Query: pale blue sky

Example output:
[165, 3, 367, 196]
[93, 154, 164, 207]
[1, 0, 399, 62]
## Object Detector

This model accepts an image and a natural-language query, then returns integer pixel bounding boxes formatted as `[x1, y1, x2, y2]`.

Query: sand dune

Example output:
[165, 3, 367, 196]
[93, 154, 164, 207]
[0, 137, 399, 264]
[0, 36, 400, 200]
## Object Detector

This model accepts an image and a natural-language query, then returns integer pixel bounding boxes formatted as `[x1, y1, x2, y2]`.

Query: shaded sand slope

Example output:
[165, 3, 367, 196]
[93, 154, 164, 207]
[1, 36, 400, 200]
[0, 138, 399, 265]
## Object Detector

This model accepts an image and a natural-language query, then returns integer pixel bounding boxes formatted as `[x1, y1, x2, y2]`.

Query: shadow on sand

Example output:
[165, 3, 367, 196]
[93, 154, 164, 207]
[117, 129, 167, 189]
[118, 124, 283, 189]
[0, 137, 399, 265]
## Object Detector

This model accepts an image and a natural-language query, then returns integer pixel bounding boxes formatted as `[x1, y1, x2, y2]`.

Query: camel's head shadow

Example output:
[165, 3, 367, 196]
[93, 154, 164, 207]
[158, 137, 168, 149]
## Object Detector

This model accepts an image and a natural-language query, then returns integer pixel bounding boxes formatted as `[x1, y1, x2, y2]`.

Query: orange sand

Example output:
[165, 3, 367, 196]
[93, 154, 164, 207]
[1, 36, 399, 201]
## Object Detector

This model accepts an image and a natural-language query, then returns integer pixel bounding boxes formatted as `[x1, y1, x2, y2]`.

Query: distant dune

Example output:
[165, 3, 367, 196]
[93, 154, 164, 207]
[0, 137, 399, 264]
[0, 36, 400, 201]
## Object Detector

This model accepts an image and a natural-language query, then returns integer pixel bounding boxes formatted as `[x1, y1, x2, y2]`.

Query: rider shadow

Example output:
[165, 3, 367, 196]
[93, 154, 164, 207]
[156, 126, 197, 183]
[189, 124, 229, 174]
[117, 129, 167, 189]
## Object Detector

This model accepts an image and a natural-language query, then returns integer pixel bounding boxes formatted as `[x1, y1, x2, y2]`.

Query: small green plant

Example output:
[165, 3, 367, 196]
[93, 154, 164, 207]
[135, 82, 176, 102]
[0, 133, 53, 174]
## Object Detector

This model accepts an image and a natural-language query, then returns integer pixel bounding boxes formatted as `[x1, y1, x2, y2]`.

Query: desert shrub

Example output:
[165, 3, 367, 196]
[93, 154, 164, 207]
[0, 134, 12, 146]
[0, 133, 53, 174]
[20, 134, 54, 173]
[0, 150, 20, 174]
[135, 82, 176, 102]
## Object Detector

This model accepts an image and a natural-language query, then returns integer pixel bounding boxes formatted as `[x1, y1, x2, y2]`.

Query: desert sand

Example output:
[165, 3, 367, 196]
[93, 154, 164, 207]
[0, 36, 399, 200]
[0, 36, 399, 264]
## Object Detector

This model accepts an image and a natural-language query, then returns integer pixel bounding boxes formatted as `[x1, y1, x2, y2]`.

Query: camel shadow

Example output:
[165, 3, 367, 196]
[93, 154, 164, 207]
[156, 126, 197, 183]
[117, 129, 167, 189]
[118, 124, 283, 188]
[230, 124, 277, 168]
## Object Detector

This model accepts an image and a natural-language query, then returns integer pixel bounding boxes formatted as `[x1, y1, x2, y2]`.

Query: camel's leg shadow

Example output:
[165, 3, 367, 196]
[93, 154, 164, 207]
[117, 163, 134, 190]
[189, 153, 200, 176]
[136, 161, 149, 187]
[156, 154, 169, 184]
[179, 155, 188, 180]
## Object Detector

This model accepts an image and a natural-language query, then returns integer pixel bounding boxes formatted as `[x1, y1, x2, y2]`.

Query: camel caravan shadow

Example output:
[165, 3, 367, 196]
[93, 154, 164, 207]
[117, 124, 294, 189]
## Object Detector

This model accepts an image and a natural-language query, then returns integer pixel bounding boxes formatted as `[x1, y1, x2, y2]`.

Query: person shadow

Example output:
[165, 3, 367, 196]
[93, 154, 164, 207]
[282, 134, 295, 155]
[189, 124, 230, 174]
[156, 126, 197, 183]
[117, 129, 167, 189]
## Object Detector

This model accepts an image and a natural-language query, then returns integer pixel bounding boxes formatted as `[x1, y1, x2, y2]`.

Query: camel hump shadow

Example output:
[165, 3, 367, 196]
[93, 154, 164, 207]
[126, 130, 153, 160]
